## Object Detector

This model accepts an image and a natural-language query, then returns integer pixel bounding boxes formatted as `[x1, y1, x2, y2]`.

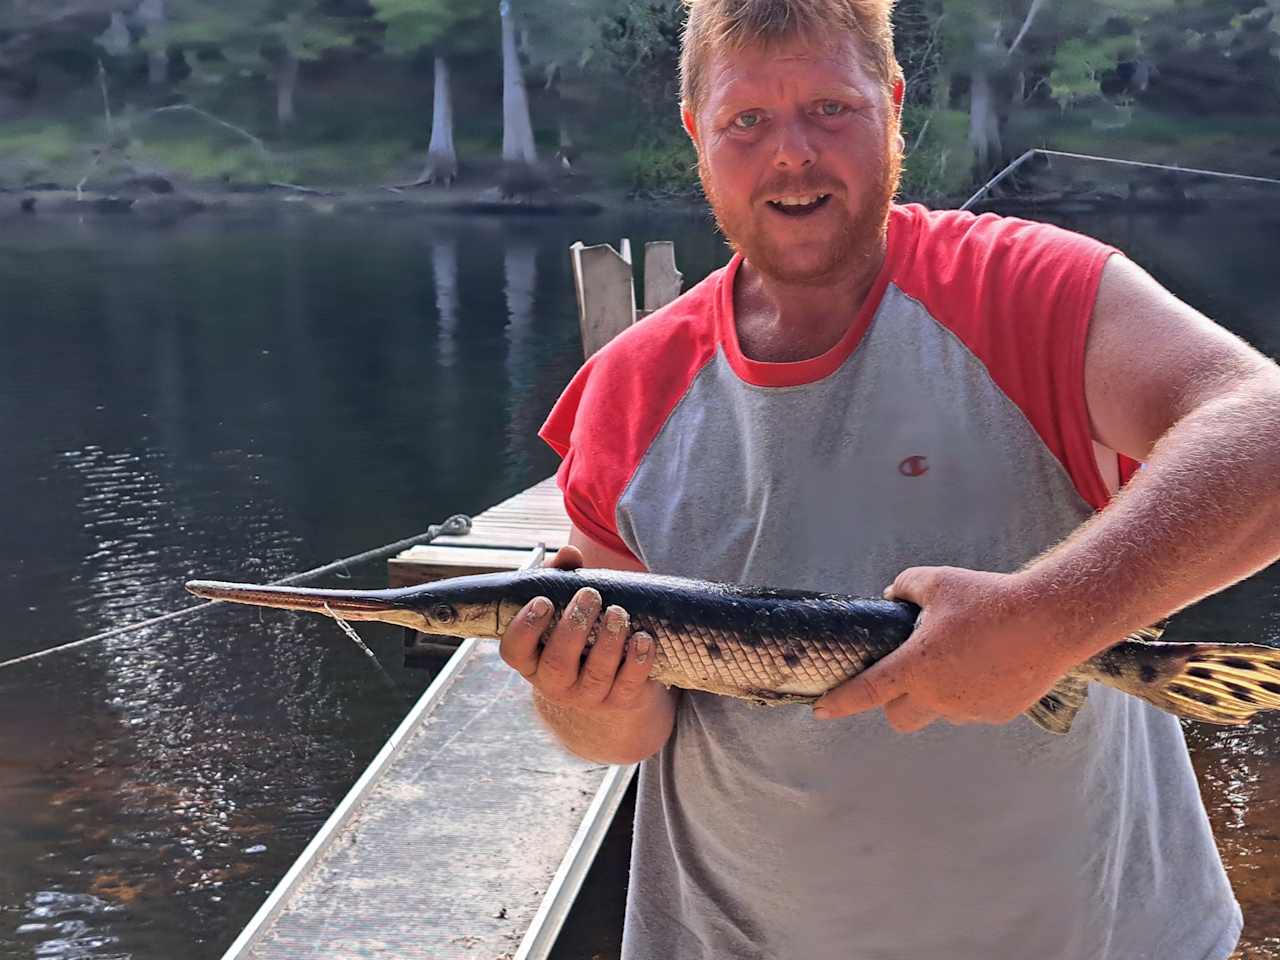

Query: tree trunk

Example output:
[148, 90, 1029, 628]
[551, 67, 575, 173]
[932, 67, 951, 110]
[500, 0, 538, 184]
[1007, 0, 1047, 57]
[967, 67, 1001, 173]
[137, 0, 167, 86]
[275, 50, 299, 127]
[423, 55, 458, 185]
[556, 119, 575, 171]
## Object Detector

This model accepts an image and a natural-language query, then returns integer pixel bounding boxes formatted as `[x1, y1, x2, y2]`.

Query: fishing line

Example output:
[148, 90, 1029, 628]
[323, 602, 403, 695]
[0, 513, 472, 674]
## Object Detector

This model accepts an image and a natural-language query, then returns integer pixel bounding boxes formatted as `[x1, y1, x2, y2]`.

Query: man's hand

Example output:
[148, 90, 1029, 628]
[499, 544, 662, 716]
[813, 566, 1091, 733]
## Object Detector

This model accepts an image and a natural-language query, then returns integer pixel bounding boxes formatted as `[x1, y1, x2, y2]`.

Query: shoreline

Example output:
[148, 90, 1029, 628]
[0, 175, 717, 222]
[3, 171, 1277, 224]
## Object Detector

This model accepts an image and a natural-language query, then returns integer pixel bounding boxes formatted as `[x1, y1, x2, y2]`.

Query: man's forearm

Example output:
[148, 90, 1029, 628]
[533, 684, 678, 765]
[1019, 376, 1280, 657]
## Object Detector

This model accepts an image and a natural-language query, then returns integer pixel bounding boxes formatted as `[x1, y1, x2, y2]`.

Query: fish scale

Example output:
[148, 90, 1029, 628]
[187, 567, 1280, 734]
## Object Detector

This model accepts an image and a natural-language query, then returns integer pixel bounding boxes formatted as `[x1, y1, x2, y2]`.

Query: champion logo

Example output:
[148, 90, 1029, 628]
[898, 455, 930, 478]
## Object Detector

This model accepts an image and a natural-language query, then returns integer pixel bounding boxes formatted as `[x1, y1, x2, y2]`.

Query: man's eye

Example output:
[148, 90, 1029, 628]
[819, 101, 845, 117]
[733, 112, 762, 130]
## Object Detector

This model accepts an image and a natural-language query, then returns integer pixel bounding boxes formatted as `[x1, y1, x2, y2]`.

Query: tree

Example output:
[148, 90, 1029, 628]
[373, 0, 496, 183]
[500, 0, 537, 183]
[498, 0, 683, 178]
[151, 0, 355, 127]
[934, 0, 1167, 173]
[136, 0, 168, 87]
[0, 0, 126, 74]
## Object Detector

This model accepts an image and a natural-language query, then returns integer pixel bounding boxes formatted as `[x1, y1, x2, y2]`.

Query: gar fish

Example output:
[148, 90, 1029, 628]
[186, 567, 1280, 735]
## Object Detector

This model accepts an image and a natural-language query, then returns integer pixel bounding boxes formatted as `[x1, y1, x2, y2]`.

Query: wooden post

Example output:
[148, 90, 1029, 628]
[569, 240, 637, 358]
[643, 241, 683, 312]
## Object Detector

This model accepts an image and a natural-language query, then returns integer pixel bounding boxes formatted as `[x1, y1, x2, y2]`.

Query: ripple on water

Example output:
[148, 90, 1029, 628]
[1190, 713, 1280, 959]
[17, 892, 128, 960]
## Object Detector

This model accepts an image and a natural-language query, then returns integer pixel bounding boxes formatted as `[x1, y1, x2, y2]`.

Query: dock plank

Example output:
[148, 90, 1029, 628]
[388, 546, 560, 585]
[397, 477, 573, 576]
[227, 641, 629, 960]
[223, 478, 631, 960]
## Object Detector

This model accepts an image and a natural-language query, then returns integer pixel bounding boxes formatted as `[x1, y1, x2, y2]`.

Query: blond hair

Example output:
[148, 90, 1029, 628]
[679, 0, 903, 113]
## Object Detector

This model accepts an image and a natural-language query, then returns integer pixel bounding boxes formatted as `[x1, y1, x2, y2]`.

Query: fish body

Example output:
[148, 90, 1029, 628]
[186, 567, 1280, 734]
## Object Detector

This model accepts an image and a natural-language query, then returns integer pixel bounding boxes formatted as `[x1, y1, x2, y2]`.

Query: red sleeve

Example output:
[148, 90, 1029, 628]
[895, 206, 1123, 510]
[538, 272, 723, 559]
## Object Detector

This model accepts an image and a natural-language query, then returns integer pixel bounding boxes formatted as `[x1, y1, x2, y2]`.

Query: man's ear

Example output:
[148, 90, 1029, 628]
[681, 104, 700, 147]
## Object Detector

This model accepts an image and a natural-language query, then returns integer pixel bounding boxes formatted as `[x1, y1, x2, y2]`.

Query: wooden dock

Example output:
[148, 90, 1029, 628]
[220, 479, 632, 960]
[222, 240, 678, 960]
[389, 477, 571, 585]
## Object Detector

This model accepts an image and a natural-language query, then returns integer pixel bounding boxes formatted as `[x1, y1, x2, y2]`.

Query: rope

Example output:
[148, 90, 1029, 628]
[0, 514, 472, 674]
[961, 148, 1280, 211]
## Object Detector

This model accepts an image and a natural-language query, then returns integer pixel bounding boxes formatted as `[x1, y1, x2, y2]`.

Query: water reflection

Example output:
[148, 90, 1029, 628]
[432, 235, 459, 370]
[504, 238, 542, 483]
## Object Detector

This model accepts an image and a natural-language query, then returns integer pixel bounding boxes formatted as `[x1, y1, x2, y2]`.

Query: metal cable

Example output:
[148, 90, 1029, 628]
[961, 147, 1280, 211]
[0, 513, 472, 674]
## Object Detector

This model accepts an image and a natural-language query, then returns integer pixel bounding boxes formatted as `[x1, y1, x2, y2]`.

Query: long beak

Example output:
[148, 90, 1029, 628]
[186, 580, 427, 630]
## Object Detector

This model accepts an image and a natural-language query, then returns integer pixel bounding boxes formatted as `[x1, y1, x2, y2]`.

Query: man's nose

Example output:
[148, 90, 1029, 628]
[772, 116, 816, 169]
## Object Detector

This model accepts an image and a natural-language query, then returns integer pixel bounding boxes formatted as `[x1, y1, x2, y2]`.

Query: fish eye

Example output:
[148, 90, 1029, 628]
[430, 603, 457, 625]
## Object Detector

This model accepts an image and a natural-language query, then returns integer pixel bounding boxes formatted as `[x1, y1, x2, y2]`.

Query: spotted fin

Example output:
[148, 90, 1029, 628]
[1083, 632, 1280, 725]
[1024, 675, 1090, 735]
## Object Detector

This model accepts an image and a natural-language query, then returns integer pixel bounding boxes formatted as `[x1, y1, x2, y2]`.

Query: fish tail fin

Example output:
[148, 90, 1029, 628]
[1081, 627, 1280, 725]
[1025, 675, 1089, 735]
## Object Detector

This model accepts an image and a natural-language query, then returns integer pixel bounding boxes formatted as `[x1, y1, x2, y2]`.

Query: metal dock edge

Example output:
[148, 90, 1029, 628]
[219, 638, 482, 960]
[221, 637, 632, 960]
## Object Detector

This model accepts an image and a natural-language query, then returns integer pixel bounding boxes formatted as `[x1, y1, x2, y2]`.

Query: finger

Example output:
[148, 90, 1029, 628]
[884, 694, 939, 734]
[576, 605, 629, 704]
[535, 587, 600, 692]
[883, 566, 939, 603]
[552, 545, 585, 571]
[607, 631, 655, 708]
[499, 596, 554, 679]
[813, 650, 911, 719]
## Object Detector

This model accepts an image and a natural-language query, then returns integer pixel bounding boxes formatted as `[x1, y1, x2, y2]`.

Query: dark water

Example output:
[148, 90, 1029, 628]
[0, 208, 728, 960]
[0, 199, 1277, 959]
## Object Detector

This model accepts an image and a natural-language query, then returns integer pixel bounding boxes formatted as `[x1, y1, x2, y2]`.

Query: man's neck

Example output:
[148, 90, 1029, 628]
[733, 239, 888, 364]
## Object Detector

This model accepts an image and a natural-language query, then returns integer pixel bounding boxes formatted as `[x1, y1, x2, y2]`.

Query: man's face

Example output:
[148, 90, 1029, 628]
[685, 35, 903, 286]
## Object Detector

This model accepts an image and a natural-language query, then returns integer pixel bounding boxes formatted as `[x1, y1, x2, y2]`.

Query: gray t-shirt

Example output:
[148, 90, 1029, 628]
[540, 204, 1241, 959]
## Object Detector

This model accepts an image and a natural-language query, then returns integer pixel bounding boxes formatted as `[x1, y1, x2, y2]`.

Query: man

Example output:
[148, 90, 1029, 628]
[500, 1, 1280, 956]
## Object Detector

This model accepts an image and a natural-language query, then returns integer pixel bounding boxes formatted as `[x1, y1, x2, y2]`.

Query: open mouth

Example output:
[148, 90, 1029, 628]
[765, 193, 832, 217]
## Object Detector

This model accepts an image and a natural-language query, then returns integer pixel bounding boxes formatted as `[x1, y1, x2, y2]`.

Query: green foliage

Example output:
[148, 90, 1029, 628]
[618, 134, 698, 196]
[3, 0, 1279, 198]
[283, 139, 416, 183]
[514, 0, 683, 81]
[150, 0, 355, 78]
[0, 123, 79, 166]
[371, 0, 496, 56]
[131, 136, 286, 182]
[899, 105, 972, 201]
[1048, 35, 1135, 109]
[597, 0, 684, 74]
